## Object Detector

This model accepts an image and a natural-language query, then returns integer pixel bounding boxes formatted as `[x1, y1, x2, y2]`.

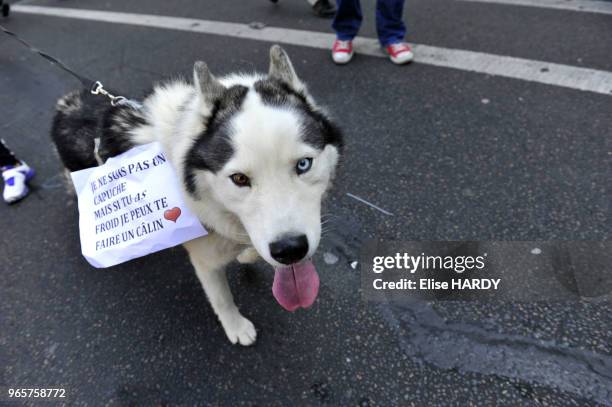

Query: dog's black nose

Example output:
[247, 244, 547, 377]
[269, 234, 309, 265]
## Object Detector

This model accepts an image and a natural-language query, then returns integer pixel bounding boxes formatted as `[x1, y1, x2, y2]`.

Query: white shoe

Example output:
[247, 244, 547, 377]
[332, 39, 354, 64]
[385, 42, 414, 65]
[2, 162, 35, 204]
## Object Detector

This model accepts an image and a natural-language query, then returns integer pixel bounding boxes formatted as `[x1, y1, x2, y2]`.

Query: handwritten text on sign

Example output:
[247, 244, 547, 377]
[71, 142, 207, 268]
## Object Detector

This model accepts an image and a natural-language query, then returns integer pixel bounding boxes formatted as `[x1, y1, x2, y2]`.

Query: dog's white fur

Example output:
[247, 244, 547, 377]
[121, 46, 341, 345]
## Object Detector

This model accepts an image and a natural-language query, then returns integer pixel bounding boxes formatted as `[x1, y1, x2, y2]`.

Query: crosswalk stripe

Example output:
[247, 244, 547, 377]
[11, 4, 612, 96]
[456, 0, 612, 15]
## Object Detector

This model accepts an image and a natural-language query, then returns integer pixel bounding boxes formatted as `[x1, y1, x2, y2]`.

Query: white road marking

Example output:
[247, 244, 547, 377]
[12, 5, 612, 96]
[456, 0, 612, 15]
[346, 193, 394, 216]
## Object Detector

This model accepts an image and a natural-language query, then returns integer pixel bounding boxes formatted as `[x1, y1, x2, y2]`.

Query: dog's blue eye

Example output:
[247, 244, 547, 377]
[296, 158, 313, 175]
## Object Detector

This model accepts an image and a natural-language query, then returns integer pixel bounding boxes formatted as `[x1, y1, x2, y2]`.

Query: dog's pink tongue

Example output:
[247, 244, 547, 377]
[272, 261, 319, 311]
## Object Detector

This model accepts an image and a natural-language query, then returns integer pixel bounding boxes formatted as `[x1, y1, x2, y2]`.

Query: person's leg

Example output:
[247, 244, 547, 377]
[331, 0, 362, 64]
[376, 0, 406, 46]
[0, 139, 20, 168]
[376, 0, 413, 64]
[332, 0, 363, 41]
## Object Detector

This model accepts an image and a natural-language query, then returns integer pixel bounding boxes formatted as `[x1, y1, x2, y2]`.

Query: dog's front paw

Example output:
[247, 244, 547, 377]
[220, 312, 257, 346]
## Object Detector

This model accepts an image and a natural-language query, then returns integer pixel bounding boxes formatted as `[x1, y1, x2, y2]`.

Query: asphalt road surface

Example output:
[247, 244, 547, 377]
[1, 0, 611, 405]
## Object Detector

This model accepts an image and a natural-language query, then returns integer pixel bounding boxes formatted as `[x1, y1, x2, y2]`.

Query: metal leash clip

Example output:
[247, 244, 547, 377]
[90, 81, 128, 107]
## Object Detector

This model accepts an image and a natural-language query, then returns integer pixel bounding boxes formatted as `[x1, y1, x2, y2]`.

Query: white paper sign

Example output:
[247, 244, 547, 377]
[70, 142, 207, 268]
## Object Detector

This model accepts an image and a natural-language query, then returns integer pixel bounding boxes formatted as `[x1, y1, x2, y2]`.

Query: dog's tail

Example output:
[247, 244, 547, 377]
[51, 90, 107, 172]
[51, 89, 153, 171]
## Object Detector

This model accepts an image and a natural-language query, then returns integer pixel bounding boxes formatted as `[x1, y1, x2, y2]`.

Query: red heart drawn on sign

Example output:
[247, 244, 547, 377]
[164, 207, 181, 222]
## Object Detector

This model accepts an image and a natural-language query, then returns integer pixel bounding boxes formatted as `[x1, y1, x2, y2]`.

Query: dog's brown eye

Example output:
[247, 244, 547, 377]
[230, 173, 251, 187]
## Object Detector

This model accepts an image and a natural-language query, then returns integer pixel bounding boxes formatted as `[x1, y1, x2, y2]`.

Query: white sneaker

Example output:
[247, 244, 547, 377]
[332, 39, 354, 64]
[2, 162, 35, 204]
[385, 42, 414, 65]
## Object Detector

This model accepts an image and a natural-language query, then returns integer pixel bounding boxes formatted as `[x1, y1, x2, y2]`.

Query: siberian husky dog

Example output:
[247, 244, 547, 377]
[50, 46, 343, 345]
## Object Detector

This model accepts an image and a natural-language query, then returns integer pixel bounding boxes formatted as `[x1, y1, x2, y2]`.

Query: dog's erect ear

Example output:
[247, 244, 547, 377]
[268, 45, 302, 89]
[193, 61, 225, 104]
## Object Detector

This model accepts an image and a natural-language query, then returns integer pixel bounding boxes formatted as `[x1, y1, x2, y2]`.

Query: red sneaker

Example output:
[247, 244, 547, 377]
[332, 39, 354, 64]
[385, 42, 414, 65]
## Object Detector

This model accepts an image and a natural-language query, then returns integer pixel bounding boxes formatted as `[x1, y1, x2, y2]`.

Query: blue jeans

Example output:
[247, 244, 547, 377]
[332, 0, 406, 46]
